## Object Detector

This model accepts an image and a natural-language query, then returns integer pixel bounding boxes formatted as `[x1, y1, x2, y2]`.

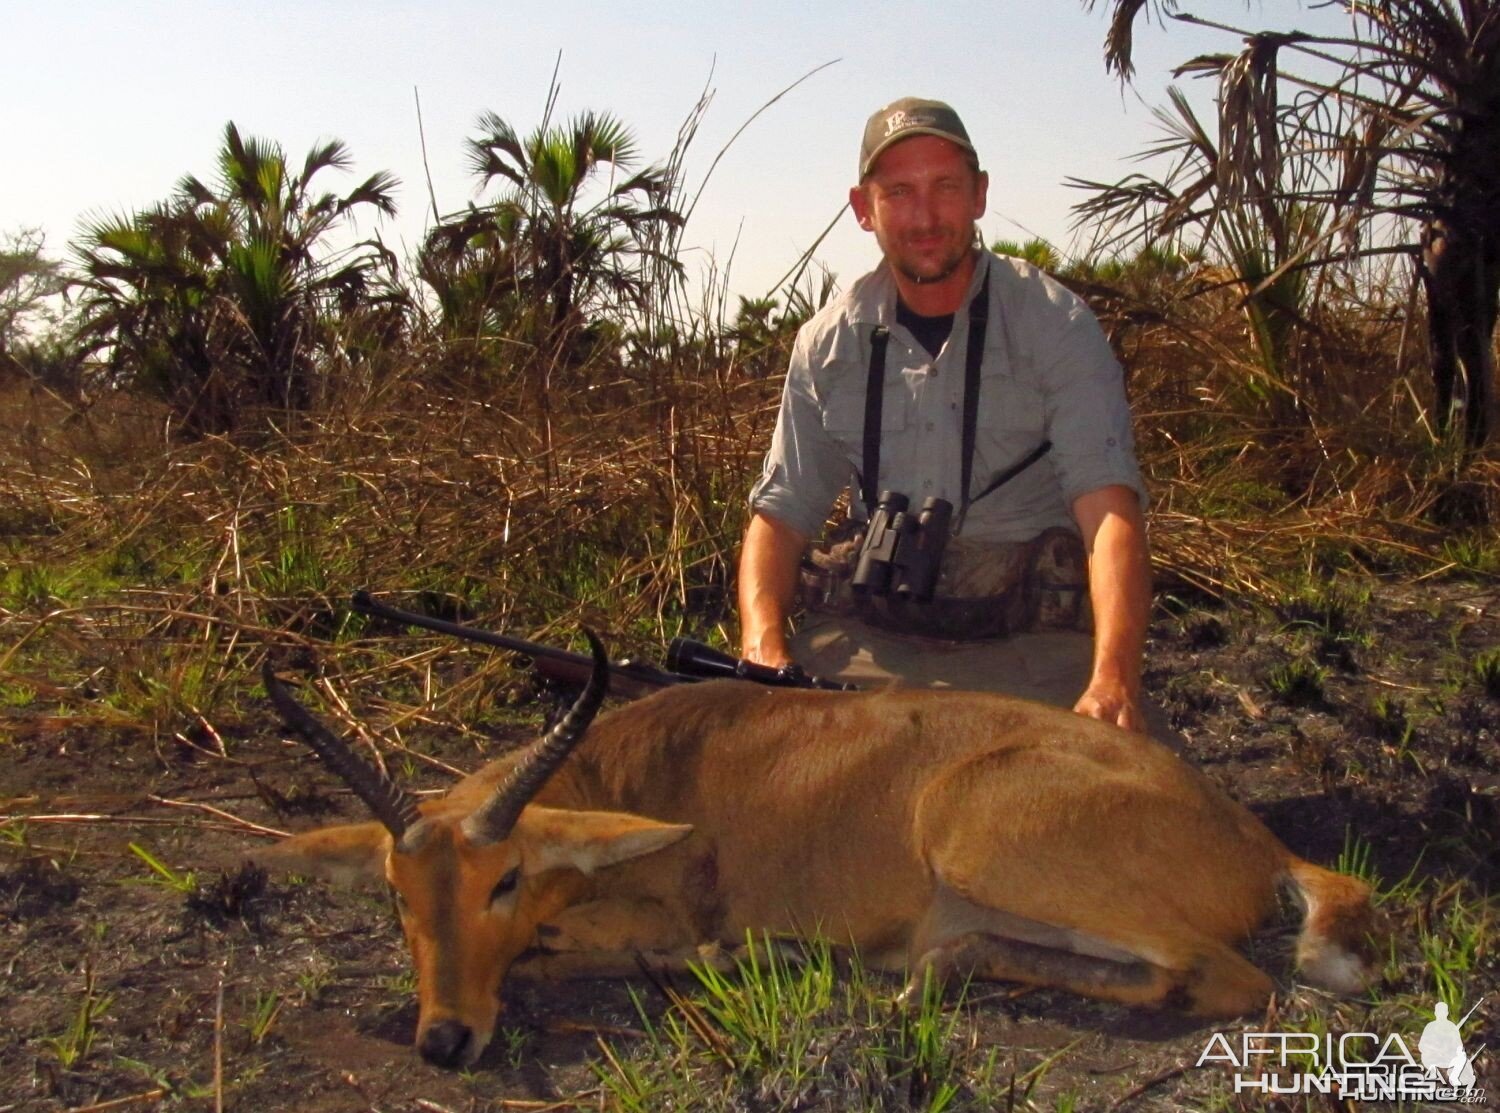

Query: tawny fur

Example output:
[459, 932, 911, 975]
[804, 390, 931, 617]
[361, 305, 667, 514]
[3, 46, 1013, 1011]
[256, 680, 1378, 1066]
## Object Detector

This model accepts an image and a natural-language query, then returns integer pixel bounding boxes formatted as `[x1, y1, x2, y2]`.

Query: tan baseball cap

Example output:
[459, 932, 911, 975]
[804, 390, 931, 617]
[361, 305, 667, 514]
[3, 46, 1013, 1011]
[859, 97, 976, 179]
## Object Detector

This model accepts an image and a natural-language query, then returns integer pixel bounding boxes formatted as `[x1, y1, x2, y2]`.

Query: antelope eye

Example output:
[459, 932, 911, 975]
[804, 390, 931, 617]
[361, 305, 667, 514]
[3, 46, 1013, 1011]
[491, 867, 521, 904]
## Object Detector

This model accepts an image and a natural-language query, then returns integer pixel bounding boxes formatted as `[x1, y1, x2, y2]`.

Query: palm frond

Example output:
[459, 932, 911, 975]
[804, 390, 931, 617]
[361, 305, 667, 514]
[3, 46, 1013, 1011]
[465, 111, 536, 198]
[575, 110, 638, 167]
[338, 170, 401, 218]
[1081, 0, 1181, 79]
[301, 138, 353, 184]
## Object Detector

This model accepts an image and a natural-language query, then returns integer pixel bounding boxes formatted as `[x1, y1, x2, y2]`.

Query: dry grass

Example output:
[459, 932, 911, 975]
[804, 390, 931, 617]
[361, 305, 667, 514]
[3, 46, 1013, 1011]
[0, 362, 779, 742]
[1, 264, 1495, 747]
[1109, 265, 1499, 598]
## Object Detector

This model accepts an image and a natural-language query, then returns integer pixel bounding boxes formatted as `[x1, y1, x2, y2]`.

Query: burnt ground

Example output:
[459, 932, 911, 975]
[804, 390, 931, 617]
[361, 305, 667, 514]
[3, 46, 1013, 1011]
[1, 577, 1497, 1112]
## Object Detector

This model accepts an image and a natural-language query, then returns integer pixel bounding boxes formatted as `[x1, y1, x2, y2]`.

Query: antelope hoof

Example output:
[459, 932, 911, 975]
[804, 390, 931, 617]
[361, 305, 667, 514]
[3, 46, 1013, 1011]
[896, 963, 940, 1011]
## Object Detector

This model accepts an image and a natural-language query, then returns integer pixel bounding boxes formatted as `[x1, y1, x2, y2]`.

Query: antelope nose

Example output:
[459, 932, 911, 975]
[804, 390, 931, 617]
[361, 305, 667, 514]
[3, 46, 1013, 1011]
[418, 1019, 473, 1068]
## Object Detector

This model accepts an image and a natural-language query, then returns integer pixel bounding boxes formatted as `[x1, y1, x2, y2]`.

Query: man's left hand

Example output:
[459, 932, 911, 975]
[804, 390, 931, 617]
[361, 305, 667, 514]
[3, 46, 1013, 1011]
[1073, 680, 1147, 734]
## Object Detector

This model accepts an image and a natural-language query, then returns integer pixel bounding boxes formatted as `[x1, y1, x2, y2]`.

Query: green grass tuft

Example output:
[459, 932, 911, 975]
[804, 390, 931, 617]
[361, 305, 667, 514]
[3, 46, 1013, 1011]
[1471, 648, 1500, 699]
[592, 935, 1000, 1111]
[1265, 656, 1326, 706]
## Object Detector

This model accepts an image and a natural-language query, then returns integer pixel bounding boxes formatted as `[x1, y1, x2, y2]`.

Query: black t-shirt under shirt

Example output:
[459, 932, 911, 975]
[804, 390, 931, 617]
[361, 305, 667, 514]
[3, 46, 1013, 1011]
[895, 298, 955, 359]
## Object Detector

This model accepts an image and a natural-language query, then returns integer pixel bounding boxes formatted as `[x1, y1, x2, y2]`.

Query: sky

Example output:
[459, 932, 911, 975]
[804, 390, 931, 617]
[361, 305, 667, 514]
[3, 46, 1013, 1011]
[2, 1, 1352, 305]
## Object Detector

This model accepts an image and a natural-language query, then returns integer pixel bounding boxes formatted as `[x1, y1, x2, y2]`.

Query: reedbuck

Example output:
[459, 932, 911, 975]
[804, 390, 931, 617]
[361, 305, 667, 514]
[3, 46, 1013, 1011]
[257, 636, 1377, 1069]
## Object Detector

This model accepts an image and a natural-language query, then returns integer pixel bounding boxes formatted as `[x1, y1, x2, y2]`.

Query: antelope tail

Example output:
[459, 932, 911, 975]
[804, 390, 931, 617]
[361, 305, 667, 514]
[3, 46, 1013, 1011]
[1287, 859, 1378, 996]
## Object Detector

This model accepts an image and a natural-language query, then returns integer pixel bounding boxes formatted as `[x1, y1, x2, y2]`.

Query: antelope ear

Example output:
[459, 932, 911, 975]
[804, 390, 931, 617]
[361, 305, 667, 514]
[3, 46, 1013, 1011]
[517, 807, 693, 877]
[248, 822, 391, 887]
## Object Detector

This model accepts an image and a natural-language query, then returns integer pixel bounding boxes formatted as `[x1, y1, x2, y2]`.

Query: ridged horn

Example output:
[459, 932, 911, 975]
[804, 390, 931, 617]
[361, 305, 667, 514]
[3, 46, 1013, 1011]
[263, 661, 421, 840]
[461, 629, 610, 846]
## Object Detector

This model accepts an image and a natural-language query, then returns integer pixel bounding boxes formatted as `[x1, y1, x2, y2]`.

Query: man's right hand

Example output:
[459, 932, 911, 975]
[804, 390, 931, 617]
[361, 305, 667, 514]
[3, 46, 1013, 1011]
[741, 633, 795, 671]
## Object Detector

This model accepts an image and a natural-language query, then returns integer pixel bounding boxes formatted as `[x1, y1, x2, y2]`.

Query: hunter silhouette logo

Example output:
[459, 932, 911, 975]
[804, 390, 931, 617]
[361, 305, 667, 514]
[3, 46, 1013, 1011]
[1197, 997, 1488, 1102]
[1421, 1000, 1482, 1090]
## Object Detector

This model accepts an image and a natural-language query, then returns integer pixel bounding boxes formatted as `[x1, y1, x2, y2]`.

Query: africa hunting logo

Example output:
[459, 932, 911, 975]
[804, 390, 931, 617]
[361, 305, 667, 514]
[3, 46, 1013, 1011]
[1197, 998, 1487, 1102]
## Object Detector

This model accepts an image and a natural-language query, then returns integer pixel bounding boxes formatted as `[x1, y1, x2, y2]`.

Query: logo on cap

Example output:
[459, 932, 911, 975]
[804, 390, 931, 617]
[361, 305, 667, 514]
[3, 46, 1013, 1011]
[884, 110, 935, 137]
[861, 97, 974, 179]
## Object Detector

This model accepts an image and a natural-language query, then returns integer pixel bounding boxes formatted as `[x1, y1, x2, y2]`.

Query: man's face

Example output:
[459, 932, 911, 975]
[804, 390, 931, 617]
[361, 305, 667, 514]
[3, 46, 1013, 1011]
[850, 135, 988, 287]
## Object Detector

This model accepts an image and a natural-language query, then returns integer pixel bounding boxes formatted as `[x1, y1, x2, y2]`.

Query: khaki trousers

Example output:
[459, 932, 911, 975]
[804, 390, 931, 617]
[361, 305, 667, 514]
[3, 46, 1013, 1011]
[790, 614, 1184, 752]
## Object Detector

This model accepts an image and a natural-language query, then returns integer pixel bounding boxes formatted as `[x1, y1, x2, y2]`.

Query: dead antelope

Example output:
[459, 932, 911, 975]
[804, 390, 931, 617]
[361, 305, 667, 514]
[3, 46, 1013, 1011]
[256, 636, 1377, 1069]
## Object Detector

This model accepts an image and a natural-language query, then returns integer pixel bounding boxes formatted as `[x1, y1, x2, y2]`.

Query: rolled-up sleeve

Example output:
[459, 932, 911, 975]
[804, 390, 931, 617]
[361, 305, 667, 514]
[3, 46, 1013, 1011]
[1037, 297, 1148, 510]
[748, 328, 851, 538]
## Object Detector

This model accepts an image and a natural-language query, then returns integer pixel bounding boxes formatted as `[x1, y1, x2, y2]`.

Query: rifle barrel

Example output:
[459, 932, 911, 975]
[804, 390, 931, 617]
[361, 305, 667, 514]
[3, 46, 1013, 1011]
[350, 592, 855, 696]
[350, 592, 687, 699]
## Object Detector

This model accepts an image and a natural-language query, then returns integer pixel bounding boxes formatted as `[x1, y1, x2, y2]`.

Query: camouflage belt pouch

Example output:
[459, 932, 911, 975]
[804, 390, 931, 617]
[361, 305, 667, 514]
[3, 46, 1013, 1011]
[1024, 526, 1092, 634]
[799, 526, 1090, 642]
[797, 522, 864, 615]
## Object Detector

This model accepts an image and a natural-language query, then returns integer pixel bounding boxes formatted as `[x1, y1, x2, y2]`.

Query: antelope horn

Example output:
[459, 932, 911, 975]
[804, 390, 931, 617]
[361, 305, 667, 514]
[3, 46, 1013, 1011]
[263, 661, 421, 840]
[462, 629, 610, 845]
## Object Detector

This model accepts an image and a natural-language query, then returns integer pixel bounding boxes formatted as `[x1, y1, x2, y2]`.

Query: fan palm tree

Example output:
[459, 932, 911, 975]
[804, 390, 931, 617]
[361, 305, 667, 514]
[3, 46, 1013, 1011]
[1081, 0, 1500, 449]
[423, 108, 682, 358]
[1070, 85, 1325, 423]
[75, 122, 404, 434]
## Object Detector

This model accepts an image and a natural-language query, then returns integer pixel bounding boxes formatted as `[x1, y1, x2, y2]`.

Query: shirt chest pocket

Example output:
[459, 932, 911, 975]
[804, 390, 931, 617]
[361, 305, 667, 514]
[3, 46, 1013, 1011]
[975, 339, 1047, 473]
[820, 384, 910, 443]
[820, 381, 913, 506]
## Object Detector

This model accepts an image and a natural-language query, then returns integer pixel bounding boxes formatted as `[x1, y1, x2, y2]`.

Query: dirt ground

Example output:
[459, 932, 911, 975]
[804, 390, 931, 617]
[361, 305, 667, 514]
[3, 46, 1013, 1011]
[1, 577, 1496, 1112]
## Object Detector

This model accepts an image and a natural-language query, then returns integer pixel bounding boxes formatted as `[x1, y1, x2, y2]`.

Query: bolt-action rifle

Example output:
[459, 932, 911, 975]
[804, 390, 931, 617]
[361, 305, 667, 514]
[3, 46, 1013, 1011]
[350, 591, 854, 700]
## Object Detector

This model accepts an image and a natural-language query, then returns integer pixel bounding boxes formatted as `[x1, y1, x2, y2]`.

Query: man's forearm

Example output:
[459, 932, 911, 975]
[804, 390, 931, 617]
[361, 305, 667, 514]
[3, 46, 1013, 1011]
[738, 512, 807, 667]
[1072, 485, 1151, 730]
[1087, 509, 1150, 698]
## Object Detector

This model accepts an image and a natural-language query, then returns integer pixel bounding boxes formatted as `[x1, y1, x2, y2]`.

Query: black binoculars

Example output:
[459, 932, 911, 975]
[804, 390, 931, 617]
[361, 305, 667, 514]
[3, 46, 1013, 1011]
[850, 491, 953, 603]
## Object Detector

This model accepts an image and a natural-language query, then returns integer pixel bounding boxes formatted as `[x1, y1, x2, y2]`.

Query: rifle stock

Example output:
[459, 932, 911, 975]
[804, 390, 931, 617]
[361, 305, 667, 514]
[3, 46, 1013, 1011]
[350, 592, 854, 698]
